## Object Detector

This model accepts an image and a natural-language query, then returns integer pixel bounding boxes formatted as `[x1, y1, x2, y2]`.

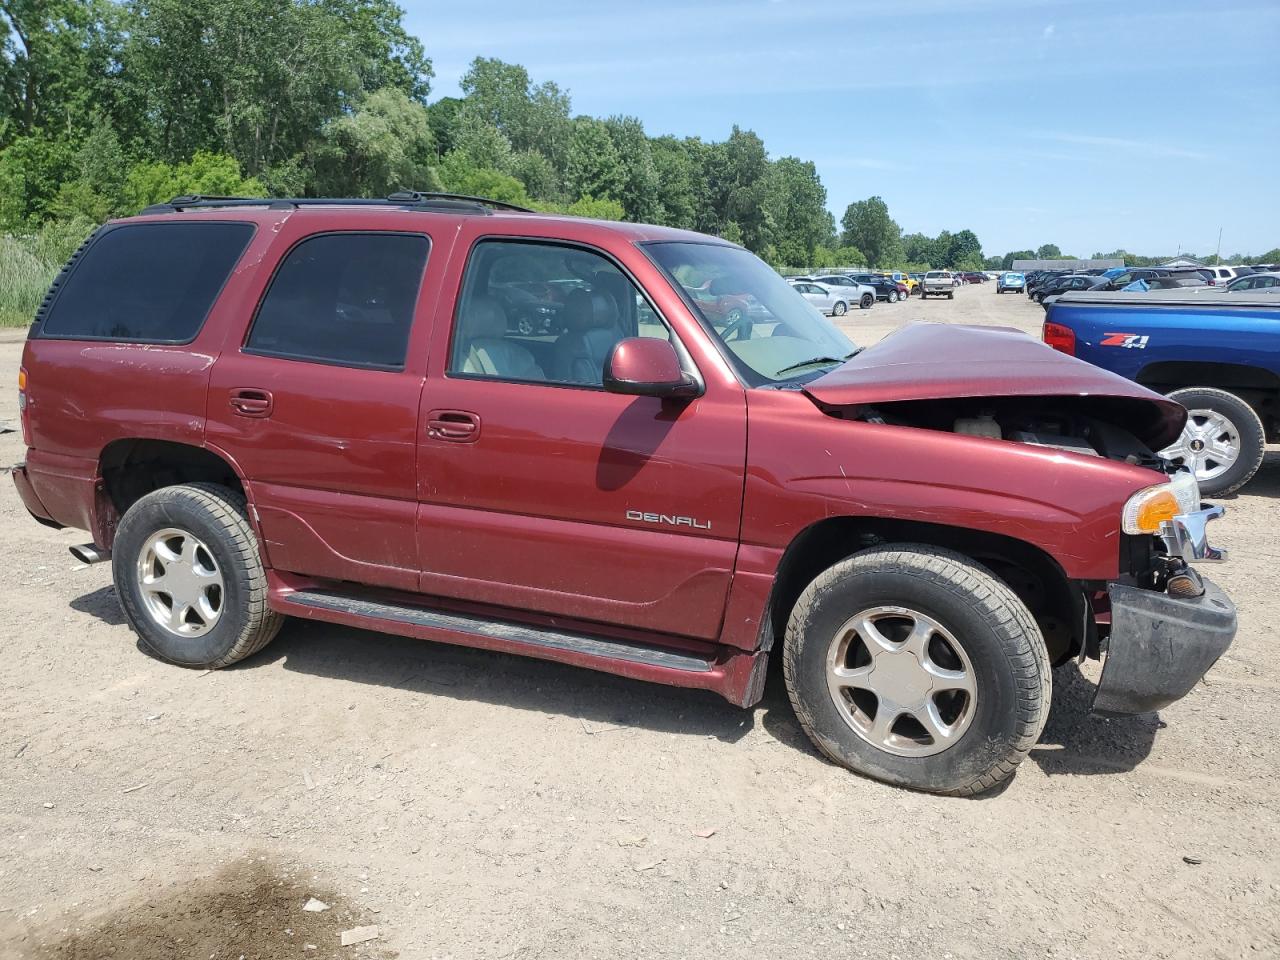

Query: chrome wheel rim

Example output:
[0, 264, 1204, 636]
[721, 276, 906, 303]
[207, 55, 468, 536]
[136, 528, 225, 638]
[826, 606, 977, 758]
[1159, 408, 1240, 482]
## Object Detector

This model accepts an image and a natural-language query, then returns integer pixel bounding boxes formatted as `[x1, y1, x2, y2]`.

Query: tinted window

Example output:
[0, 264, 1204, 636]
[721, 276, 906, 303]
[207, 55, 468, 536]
[449, 240, 669, 387]
[40, 222, 254, 342]
[247, 233, 429, 370]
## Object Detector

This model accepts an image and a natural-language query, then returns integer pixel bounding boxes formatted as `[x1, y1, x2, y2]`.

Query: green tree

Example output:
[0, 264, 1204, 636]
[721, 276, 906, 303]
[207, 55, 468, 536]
[310, 87, 437, 197]
[603, 115, 661, 223]
[840, 196, 901, 267]
[947, 229, 983, 269]
[564, 117, 624, 201]
[459, 57, 571, 167]
[566, 194, 624, 220]
[0, 132, 74, 226]
[1035, 243, 1062, 259]
[49, 111, 128, 220]
[120, 150, 264, 211]
[436, 154, 531, 207]
[1001, 249, 1035, 270]
[705, 126, 772, 254]
[650, 135, 698, 229]
[764, 156, 834, 267]
[902, 232, 934, 266]
[426, 96, 463, 158]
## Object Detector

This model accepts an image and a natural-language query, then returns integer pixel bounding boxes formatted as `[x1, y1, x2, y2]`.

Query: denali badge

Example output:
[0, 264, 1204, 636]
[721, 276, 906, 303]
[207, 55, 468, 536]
[626, 510, 711, 531]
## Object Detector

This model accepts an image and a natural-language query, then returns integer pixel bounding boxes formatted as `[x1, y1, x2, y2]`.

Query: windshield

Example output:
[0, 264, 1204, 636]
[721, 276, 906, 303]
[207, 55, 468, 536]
[646, 242, 858, 386]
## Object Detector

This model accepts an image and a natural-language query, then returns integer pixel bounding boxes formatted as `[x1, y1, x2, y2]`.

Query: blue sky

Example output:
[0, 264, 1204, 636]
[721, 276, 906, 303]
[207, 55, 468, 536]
[405, 0, 1280, 258]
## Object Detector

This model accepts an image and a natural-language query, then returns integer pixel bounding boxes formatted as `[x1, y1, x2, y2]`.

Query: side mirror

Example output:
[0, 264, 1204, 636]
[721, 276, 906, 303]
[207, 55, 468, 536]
[603, 338, 701, 399]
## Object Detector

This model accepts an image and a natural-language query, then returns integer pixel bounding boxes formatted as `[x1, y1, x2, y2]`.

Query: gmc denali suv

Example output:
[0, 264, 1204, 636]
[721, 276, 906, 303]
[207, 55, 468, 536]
[12, 193, 1236, 795]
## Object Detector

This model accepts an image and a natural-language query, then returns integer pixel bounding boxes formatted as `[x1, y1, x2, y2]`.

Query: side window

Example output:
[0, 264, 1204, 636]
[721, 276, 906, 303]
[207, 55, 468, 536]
[39, 221, 254, 342]
[449, 240, 669, 387]
[246, 233, 429, 370]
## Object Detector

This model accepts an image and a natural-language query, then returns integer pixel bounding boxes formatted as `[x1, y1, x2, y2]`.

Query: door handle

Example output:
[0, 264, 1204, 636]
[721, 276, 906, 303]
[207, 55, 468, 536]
[229, 388, 274, 418]
[426, 409, 481, 443]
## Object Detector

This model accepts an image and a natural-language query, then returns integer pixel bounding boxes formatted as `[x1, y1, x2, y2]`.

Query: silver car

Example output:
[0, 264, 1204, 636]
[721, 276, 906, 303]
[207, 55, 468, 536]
[807, 274, 877, 310]
[788, 280, 856, 316]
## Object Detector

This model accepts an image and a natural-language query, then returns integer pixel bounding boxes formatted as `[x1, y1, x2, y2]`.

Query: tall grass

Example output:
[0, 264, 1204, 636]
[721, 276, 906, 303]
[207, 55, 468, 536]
[0, 217, 97, 327]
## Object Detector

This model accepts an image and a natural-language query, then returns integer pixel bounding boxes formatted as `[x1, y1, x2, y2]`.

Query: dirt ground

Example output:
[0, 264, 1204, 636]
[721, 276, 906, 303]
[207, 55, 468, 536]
[2, 286, 1278, 960]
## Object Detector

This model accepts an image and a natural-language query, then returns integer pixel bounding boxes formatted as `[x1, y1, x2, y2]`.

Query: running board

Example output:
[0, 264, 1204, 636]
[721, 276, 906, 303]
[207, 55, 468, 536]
[288, 589, 713, 673]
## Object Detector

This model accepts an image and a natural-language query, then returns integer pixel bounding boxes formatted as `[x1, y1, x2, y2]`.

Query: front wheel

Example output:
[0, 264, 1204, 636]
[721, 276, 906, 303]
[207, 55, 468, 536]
[783, 544, 1050, 795]
[860, 292, 874, 310]
[833, 300, 848, 316]
[113, 483, 283, 669]
[1159, 387, 1266, 496]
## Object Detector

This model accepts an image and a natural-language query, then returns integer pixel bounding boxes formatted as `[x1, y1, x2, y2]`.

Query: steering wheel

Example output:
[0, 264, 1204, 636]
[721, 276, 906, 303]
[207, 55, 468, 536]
[721, 308, 753, 342]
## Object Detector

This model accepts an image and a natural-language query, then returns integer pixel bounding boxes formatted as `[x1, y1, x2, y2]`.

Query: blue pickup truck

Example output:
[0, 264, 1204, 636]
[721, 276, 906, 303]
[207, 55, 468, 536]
[1044, 290, 1278, 495]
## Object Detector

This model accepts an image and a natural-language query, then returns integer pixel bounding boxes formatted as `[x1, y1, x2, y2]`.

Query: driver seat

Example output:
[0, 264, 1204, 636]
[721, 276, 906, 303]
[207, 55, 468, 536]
[552, 289, 623, 384]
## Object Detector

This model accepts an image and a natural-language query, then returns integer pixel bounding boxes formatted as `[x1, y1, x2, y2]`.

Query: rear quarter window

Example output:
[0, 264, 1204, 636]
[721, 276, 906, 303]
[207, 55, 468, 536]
[37, 221, 255, 343]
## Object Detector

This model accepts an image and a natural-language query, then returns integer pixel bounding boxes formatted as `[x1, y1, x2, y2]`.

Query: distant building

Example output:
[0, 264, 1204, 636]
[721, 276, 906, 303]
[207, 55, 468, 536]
[1010, 258, 1125, 272]
[1158, 256, 1207, 268]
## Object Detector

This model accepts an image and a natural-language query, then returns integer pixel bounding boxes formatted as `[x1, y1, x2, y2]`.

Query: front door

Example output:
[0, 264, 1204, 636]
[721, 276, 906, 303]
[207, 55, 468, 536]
[207, 226, 443, 592]
[415, 236, 746, 640]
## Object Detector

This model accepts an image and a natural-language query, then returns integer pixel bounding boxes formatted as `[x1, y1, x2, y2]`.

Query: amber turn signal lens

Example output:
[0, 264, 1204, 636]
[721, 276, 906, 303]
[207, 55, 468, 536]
[1122, 485, 1181, 534]
[17, 368, 26, 391]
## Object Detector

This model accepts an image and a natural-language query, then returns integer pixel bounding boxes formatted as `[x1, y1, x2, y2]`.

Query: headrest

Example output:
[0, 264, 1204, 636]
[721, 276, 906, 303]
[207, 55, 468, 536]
[564, 289, 619, 332]
[465, 295, 507, 339]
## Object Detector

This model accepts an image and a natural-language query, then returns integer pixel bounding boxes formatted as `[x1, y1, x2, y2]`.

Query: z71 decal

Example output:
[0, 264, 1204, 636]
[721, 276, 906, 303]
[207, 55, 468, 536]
[1100, 332, 1150, 349]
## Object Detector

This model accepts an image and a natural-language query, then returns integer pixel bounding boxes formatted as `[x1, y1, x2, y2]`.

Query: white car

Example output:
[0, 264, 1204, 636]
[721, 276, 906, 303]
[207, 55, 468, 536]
[788, 280, 857, 316]
[807, 274, 878, 310]
[1205, 266, 1248, 286]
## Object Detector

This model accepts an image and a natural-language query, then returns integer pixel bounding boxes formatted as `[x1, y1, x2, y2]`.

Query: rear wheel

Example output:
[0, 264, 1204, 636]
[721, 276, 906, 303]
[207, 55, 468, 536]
[1159, 387, 1266, 496]
[113, 483, 283, 669]
[860, 292, 874, 310]
[783, 545, 1050, 795]
[947, 291, 954, 299]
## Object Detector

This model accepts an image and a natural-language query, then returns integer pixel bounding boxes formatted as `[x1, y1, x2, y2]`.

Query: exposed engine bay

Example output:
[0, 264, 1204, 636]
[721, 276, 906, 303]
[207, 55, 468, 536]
[855, 396, 1173, 472]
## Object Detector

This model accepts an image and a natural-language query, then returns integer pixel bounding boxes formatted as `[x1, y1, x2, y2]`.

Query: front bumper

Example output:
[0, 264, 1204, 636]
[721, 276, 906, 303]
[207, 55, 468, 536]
[1093, 576, 1236, 716]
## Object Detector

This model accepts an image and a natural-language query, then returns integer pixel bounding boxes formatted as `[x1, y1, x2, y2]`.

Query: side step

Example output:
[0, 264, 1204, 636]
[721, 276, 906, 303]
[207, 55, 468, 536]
[288, 589, 713, 673]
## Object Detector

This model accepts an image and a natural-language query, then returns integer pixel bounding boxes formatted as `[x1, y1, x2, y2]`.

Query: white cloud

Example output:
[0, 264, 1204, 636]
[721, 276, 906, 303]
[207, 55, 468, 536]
[1042, 23, 1056, 38]
[1028, 131, 1212, 161]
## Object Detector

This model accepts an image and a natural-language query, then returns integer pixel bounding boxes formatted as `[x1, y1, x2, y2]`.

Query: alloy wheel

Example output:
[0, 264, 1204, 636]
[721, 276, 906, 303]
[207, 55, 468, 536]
[825, 605, 977, 757]
[1159, 409, 1241, 482]
[136, 527, 225, 638]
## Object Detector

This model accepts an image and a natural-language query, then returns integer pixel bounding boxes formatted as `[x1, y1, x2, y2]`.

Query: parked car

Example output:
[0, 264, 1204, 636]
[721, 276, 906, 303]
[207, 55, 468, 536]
[887, 271, 919, 295]
[1045, 288, 1279, 494]
[1225, 271, 1280, 292]
[997, 272, 1026, 293]
[1032, 274, 1100, 303]
[788, 280, 855, 316]
[851, 274, 908, 302]
[13, 192, 1236, 796]
[960, 272, 987, 284]
[808, 274, 878, 310]
[1204, 265, 1252, 286]
[921, 271, 956, 298]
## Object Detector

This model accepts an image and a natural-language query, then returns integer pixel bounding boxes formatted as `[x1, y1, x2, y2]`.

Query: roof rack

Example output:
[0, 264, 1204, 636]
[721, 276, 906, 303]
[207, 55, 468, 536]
[139, 192, 534, 216]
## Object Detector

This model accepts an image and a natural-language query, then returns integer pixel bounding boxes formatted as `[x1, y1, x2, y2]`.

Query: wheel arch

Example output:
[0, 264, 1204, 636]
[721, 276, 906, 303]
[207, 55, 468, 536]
[97, 439, 250, 549]
[762, 516, 1084, 665]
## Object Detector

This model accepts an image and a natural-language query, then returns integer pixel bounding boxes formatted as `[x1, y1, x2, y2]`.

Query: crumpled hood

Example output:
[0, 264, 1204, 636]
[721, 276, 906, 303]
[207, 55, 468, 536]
[804, 322, 1185, 449]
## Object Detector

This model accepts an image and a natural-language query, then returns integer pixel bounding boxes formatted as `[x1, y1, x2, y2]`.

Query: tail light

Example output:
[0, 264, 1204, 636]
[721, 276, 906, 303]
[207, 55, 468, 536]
[17, 366, 31, 446]
[1043, 321, 1076, 355]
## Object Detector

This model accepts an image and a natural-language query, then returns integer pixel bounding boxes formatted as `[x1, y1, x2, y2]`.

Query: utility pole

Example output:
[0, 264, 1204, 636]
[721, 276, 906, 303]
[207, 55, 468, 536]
[1215, 226, 1223, 264]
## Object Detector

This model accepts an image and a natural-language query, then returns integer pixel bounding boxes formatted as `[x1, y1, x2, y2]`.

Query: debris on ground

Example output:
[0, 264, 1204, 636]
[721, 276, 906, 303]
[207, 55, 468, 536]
[302, 898, 329, 912]
[340, 925, 379, 946]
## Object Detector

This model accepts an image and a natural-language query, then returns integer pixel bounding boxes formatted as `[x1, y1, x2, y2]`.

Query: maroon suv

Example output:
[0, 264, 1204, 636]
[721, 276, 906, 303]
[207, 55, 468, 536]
[12, 193, 1235, 795]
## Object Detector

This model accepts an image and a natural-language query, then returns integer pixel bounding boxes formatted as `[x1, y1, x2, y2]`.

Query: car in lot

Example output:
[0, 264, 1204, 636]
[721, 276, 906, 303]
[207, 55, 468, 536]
[12, 192, 1236, 796]
[997, 271, 1026, 293]
[1225, 271, 1280, 292]
[1205, 265, 1252, 286]
[886, 271, 919, 296]
[788, 280, 856, 316]
[960, 272, 986, 284]
[921, 270, 956, 298]
[806, 274, 877, 310]
[1032, 274, 1098, 302]
[851, 274, 908, 302]
[1044, 288, 1280, 495]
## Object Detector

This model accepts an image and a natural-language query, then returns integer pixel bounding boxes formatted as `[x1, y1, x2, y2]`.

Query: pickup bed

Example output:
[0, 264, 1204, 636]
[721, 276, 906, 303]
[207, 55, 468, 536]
[11, 194, 1237, 796]
[1045, 289, 1279, 495]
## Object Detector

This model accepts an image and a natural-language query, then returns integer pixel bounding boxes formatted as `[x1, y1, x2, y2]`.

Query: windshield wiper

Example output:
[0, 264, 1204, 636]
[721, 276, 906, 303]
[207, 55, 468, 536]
[775, 350, 859, 377]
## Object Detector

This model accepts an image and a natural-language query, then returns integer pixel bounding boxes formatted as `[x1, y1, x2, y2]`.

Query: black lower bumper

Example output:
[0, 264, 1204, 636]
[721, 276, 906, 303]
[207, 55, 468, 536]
[1093, 577, 1236, 716]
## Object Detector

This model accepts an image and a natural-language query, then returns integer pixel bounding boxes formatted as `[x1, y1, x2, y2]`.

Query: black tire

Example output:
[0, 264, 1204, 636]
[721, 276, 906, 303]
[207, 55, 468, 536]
[1163, 387, 1266, 496]
[782, 544, 1050, 796]
[113, 483, 283, 669]
[947, 291, 954, 299]
[860, 292, 874, 310]
[833, 300, 848, 316]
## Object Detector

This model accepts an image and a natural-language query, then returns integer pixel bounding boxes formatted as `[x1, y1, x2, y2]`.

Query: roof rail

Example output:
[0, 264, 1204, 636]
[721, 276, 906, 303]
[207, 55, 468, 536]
[139, 192, 535, 217]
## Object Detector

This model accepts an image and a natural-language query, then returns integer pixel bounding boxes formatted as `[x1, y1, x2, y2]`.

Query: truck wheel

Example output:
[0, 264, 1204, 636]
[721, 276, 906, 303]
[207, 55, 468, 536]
[782, 544, 1050, 796]
[860, 292, 874, 310]
[833, 300, 848, 316]
[947, 291, 954, 299]
[113, 483, 283, 669]
[1159, 387, 1266, 496]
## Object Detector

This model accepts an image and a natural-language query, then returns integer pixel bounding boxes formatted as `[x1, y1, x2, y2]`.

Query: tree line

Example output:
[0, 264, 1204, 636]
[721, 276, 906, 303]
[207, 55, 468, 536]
[0, 0, 1003, 275]
[990, 243, 1280, 270]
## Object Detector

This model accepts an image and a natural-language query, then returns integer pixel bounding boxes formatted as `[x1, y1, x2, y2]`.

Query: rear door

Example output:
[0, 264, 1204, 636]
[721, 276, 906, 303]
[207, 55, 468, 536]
[207, 221, 450, 592]
[414, 230, 746, 640]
